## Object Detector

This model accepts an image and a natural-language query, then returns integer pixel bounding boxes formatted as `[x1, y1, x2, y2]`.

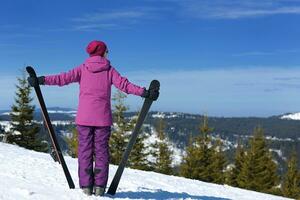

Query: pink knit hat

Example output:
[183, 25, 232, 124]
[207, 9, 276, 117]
[86, 40, 107, 57]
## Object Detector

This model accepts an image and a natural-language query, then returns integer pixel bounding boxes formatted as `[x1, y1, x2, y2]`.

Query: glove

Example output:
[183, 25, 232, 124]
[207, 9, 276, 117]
[27, 76, 45, 87]
[141, 88, 159, 101]
[141, 88, 149, 98]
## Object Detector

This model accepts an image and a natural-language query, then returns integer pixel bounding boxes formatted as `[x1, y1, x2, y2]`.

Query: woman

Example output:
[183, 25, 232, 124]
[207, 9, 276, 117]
[28, 40, 159, 196]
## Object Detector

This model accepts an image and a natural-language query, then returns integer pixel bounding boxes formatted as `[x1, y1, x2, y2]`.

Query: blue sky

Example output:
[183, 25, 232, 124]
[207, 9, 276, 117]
[1, 0, 300, 117]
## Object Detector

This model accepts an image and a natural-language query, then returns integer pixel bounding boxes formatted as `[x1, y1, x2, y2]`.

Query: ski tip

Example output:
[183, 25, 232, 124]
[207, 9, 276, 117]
[26, 66, 33, 72]
[26, 66, 36, 77]
[150, 80, 160, 90]
[148, 80, 160, 101]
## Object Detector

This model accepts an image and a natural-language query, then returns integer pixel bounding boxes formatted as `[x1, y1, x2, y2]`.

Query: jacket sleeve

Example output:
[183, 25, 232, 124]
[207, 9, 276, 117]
[110, 67, 145, 96]
[44, 65, 82, 86]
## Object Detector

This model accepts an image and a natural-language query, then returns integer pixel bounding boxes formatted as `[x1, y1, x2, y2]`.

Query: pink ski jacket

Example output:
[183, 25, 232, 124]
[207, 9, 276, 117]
[44, 56, 145, 126]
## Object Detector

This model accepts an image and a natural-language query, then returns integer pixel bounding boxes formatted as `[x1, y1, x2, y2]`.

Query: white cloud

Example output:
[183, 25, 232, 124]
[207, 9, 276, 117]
[125, 66, 300, 116]
[0, 24, 21, 30]
[209, 6, 300, 19]
[2, 66, 300, 117]
[71, 23, 119, 32]
[232, 51, 277, 57]
[232, 49, 300, 57]
[0, 76, 18, 110]
[71, 7, 164, 31]
[175, 0, 300, 19]
[29, 1, 300, 33]
[72, 10, 147, 22]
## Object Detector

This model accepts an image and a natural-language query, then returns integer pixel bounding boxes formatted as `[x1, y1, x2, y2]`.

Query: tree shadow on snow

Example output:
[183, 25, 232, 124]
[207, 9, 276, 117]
[112, 189, 232, 200]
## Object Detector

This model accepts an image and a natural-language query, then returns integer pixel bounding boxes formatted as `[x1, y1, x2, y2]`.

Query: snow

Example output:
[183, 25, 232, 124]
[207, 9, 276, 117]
[233, 134, 294, 142]
[144, 126, 183, 166]
[47, 110, 77, 114]
[169, 144, 184, 166]
[269, 149, 286, 160]
[265, 136, 293, 142]
[0, 121, 12, 132]
[269, 149, 283, 157]
[59, 130, 73, 138]
[47, 110, 77, 117]
[0, 142, 291, 200]
[152, 113, 165, 118]
[151, 112, 178, 119]
[281, 112, 300, 120]
[211, 135, 235, 151]
[51, 121, 74, 126]
[0, 112, 20, 116]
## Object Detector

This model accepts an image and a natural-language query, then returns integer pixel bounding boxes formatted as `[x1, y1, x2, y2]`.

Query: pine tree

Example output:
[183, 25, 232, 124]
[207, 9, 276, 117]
[152, 118, 173, 175]
[237, 126, 279, 193]
[179, 134, 199, 179]
[281, 151, 300, 199]
[66, 127, 78, 158]
[149, 139, 159, 171]
[227, 140, 245, 187]
[128, 115, 150, 170]
[209, 139, 226, 184]
[7, 70, 47, 152]
[180, 116, 215, 182]
[110, 91, 150, 169]
[110, 91, 132, 165]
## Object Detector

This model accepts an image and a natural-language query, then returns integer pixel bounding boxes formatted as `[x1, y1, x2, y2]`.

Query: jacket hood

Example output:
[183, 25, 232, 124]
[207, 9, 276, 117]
[84, 56, 111, 73]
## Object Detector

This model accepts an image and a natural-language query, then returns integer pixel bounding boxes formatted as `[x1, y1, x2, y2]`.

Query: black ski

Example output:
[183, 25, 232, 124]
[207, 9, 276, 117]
[107, 80, 160, 195]
[26, 66, 75, 189]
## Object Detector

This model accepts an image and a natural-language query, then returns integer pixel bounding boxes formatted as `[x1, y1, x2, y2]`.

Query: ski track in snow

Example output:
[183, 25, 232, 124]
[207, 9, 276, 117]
[0, 142, 292, 200]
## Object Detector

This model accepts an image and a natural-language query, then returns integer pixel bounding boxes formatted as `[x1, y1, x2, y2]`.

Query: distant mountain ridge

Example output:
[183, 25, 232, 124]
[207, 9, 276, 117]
[1, 107, 300, 173]
[1, 108, 300, 140]
[0, 107, 77, 121]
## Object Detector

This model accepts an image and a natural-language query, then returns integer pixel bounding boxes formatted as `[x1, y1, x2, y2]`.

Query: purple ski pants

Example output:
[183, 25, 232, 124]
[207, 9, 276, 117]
[76, 125, 111, 188]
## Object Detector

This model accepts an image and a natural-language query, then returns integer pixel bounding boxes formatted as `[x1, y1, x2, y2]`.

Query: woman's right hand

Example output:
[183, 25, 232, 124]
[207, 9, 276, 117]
[27, 76, 45, 87]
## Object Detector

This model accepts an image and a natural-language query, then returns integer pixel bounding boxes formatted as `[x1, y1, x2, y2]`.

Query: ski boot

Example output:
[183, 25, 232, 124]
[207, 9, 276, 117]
[94, 186, 105, 196]
[82, 187, 93, 196]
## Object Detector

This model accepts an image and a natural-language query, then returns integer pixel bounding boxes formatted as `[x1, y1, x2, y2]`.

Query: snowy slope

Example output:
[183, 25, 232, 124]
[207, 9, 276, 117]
[0, 143, 291, 200]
